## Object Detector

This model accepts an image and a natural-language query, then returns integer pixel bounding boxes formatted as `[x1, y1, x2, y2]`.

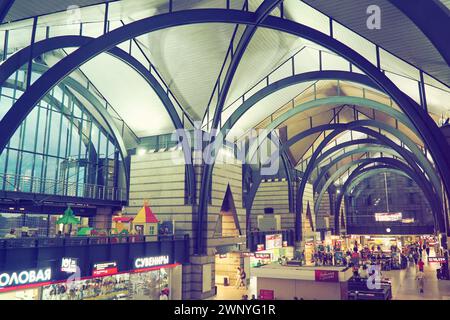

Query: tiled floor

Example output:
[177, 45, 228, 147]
[211, 251, 450, 300]
[384, 259, 450, 300]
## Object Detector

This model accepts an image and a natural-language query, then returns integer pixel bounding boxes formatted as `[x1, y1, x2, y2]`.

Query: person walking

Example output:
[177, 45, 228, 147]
[416, 271, 425, 294]
[425, 246, 430, 257]
[239, 267, 248, 290]
[4, 228, 17, 239]
[418, 258, 425, 272]
[235, 267, 242, 288]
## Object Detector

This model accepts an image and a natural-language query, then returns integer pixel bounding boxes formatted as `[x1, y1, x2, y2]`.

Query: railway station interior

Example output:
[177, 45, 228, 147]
[0, 0, 449, 301]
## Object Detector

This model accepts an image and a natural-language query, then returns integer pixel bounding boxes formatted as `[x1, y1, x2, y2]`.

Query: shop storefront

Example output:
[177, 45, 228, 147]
[0, 256, 182, 300]
[254, 233, 294, 263]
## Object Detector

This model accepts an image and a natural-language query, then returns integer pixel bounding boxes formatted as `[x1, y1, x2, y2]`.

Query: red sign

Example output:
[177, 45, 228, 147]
[92, 262, 118, 276]
[259, 289, 274, 300]
[256, 244, 265, 251]
[315, 270, 339, 282]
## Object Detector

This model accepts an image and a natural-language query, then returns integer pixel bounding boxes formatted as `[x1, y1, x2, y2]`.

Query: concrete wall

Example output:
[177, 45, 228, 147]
[251, 179, 294, 231]
[250, 179, 315, 238]
[127, 150, 195, 251]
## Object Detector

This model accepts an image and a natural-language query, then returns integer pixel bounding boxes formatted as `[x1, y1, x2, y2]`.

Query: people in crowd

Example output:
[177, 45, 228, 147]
[4, 228, 17, 239]
[239, 267, 247, 290]
[416, 271, 425, 294]
[418, 258, 425, 272]
[235, 267, 242, 289]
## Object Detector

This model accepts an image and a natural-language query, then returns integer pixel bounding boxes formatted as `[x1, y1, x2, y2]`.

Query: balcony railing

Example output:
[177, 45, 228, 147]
[0, 234, 189, 249]
[0, 173, 127, 201]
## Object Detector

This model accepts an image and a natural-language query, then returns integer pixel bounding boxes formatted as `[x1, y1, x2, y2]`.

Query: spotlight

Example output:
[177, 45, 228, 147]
[137, 148, 146, 156]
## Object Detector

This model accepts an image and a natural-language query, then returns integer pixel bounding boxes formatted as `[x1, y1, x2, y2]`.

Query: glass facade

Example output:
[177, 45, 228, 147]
[0, 68, 125, 200]
[345, 172, 434, 227]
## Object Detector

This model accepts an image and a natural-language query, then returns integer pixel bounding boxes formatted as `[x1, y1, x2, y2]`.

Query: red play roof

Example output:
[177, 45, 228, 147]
[143, 205, 159, 223]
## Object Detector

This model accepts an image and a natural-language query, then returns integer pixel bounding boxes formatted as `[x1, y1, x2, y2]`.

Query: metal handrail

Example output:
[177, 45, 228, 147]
[0, 173, 126, 201]
[0, 234, 189, 249]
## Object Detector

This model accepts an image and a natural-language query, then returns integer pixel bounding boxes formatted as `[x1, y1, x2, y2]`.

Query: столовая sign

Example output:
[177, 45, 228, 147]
[0, 268, 52, 289]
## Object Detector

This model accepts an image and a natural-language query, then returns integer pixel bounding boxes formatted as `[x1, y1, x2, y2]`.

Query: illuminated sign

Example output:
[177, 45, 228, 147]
[61, 258, 78, 273]
[375, 212, 402, 222]
[256, 244, 265, 251]
[401, 218, 415, 224]
[265, 234, 282, 250]
[92, 262, 118, 276]
[0, 268, 52, 289]
[254, 253, 271, 260]
[428, 257, 446, 263]
[134, 255, 170, 269]
[315, 270, 339, 282]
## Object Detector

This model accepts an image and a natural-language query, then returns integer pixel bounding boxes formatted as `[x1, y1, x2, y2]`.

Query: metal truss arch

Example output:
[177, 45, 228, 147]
[1, 8, 448, 252]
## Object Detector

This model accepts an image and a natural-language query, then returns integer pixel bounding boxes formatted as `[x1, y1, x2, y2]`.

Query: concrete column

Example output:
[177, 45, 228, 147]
[189, 254, 216, 300]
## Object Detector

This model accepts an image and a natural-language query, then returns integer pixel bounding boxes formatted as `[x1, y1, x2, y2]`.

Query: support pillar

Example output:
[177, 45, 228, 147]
[189, 254, 216, 300]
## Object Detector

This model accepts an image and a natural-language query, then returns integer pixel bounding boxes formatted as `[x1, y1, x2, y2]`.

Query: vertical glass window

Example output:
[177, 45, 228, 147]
[48, 110, 61, 156]
[36, 107, 48, 154]
[23, 107, 39, 152]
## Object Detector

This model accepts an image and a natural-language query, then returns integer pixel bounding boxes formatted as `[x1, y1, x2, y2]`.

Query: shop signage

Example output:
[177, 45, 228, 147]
[61, 257, 78, 273]
[241, 252, 255, 257]
[282, 241, 288, 247]
[92, 262, 118, 276]
[315, 270, 339, 282]
[254, 253, 271, 260]
[0, 268, 52, 289]
[428, 257, 446, 263]
[375, 212, 402, 222]
[134, 255, 170, 269]
[256, 244, 265, 251]
[259, 289, 274, 300]
[265, 234, 282, 250]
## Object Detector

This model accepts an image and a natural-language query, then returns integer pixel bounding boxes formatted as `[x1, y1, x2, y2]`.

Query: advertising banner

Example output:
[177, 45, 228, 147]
[92, 262, 118, 276]
[265, 234, 282, 250]
[315, 270, 339, 282]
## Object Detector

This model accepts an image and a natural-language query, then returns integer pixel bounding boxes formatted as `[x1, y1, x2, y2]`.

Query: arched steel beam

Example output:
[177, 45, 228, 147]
[280, 151, 294, 212]
[312, 134, 431, 192]
[28, 63, 126, 146]
[297, 123, 441, 242]
[199, 0, 283, 254]
[335, 161, 442, 234]
[2, 79, 97, 164]
[314, 146, 402, 189]
[390, 0, 450, 67]
[0, 35, 196, 202]
[261, 14, 450, 210]
[257, 120, 441, 240]
[317, 157, 444, 233]
[220, 71, 383, 134]
[336, 165, 415, 233]
[313, 139, 387, 186]
[246, 96, 416, 163]
[0, 0, 14, 23]
[279, 119, 439, 201]
[1, 9, 449, 251]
